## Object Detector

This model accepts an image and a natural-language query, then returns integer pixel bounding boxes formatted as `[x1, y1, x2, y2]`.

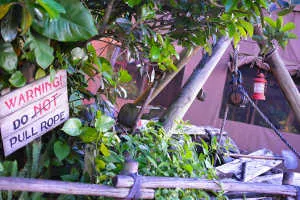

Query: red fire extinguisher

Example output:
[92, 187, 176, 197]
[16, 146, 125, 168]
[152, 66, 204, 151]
[253, 73, 267, 100]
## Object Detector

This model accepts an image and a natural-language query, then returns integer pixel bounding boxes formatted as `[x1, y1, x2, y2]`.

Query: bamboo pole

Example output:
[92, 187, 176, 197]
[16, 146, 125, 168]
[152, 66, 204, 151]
[264, 49, 300, 124]
[254, 25, 300, 124]
[148, 46, 202, 104]
[161, 37, 231, 132]
[114, 175, 297, 196]
[0, 177, 154, 199]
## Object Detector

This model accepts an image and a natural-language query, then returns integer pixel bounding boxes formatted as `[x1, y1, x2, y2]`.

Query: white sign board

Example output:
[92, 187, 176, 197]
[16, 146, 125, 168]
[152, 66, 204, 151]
[0, 70, 69, 156]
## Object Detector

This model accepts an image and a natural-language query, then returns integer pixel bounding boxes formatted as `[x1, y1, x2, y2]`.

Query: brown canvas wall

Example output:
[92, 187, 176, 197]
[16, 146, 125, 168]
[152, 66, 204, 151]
[183, 11, 300, 170]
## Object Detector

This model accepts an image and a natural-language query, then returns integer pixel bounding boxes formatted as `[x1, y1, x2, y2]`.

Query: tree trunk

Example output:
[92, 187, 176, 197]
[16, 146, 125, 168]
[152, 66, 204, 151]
[264, 49, 300, 124]
[161, 37, 231, 132]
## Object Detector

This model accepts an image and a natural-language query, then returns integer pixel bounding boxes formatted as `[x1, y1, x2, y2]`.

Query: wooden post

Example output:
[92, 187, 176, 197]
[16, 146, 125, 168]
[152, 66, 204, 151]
[114, 175, 297, 196]
[160, 37, 231, 132]
[282, 172, 299, 200]
[0, 177, 154, 199]
[264, 49, 300, 124]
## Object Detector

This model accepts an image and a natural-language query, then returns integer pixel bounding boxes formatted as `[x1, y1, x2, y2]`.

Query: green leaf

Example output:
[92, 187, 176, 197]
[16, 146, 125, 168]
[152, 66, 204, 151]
[0, 41, 17, 73]
[95, 158, 106, 170]
[280, 22, 296, 32]
[50, 66, 56, 82]
[119, 69, 132, 83]
[35, 68, 46, 80]
[28, 32, 54, 69]
[21, 7, 32, 34]
[95, 115, 115, 132]
[100, 143, 110, 157]
[0, 3, 12, 20]
[276, 16, 283, 29]
[240, 20, 253, 37]
[150, 45, 160, 61]
[80, 127, 98, 143]
[1, 8, 18, 42]
[183, 164, 193, 174]
[125, 0, 141, 7]
[54, 141, 70, 161]
[287, 32, 297, 39]
[278, 7, 293, 16]
[62, 118, 82, 136]
[36, 0, 65, 19]
[9, 71, 26, 87]
[32, 0, 98, 42]
[264, 17, 276, 28]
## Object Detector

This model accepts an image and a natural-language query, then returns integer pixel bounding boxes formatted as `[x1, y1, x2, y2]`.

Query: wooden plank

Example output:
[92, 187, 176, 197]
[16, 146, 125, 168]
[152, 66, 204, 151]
[216, 149, 282, 181]
[2, 103, 69, 156]
[0, 70, 67, 118]
[114, 175, 297, 196]
[0, 70, 69, 156]
[0, 177, 154, 199]
[0, 87, 68, 137]
[250, 173, 300, 187]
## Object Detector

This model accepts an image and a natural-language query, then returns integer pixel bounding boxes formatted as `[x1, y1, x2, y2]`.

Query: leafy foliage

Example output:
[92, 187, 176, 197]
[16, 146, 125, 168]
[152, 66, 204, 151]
[0, 0, 298, 199]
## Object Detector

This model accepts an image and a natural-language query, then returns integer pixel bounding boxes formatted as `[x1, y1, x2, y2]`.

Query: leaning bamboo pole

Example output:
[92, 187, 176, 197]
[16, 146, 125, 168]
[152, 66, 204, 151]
[161, 37, 232, 132]
[113, 175, 297, 197]
[0, 177, 155, 199]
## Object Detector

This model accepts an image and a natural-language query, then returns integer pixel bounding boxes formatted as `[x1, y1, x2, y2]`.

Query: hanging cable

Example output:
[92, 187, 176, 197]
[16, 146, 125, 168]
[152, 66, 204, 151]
[241, 88, 300, 160]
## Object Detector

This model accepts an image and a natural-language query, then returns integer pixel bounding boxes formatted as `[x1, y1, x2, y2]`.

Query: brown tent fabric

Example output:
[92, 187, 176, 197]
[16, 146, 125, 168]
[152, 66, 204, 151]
[183, 11, 300, 170]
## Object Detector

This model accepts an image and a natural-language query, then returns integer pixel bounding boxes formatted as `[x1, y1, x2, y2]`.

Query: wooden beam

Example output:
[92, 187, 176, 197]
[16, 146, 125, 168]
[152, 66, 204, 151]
[161, 37, 231, 132]
[216, 149, 282, 182]
[264, 49, 300, 124]
[0, 177, 154, 199]
[113, 175, 297, 196]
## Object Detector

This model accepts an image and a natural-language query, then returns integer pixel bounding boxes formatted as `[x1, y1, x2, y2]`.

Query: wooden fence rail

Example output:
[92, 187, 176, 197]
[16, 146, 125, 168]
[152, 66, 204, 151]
[0, 176, 298, 198]
[0, 177, 154, 199]
[114, 175, 297, 197]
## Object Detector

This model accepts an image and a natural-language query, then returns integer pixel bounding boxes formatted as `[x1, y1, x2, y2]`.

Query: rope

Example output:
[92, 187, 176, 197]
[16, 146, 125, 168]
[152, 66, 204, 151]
[241, 89, 300, 160]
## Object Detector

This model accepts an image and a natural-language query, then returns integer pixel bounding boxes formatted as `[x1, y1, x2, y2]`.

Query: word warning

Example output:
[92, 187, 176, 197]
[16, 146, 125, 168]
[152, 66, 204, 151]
[0, 70, 69, 156]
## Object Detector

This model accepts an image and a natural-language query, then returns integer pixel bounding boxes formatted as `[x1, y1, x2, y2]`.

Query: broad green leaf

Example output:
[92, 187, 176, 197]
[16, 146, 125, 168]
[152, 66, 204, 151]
[150, 45, 160, 61]
[100, 143, 110, 157]
[28, 32, 54, 69]
[54, 141, 70, 161]
[80, 127, 98, 143]
[36, 0, 65, 19]
[287, 32, 297, 39]
[32, 0, 97, 42]
[21, 7, 32, 34]
[0, 3, 13, 20]
[237, 25, 247, 38]
[264, 17, 276, 28]
[183, 164, 193, 174]
[276, 16, 283, 29]
[125, 0, 141, 7]
[278, 7, 293, 16]
[62, 118, 82, 136]
[95, 115, 115, 132]
[227, 23, 235, 37]
[240, 20, 253, 37]
[50, 66, 56, 82]
[9, 71, 26, 87]
[233, 32, 240, 47]
[1, 8, 18, 42]
[280, 22, 296, 32]
[0, 42, 17, 73]
[95, 158, 106, 170]
[119, 69, 132, 83]
[35, 68, 46, 80]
